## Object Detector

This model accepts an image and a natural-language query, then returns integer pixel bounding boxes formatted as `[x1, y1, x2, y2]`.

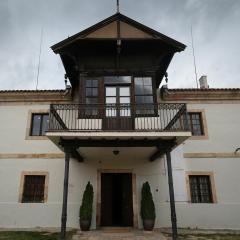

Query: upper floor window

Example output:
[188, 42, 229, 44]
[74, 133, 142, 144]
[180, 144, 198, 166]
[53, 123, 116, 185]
[31, 114, 49, 136]
[85, 79, 99, 104]
[134, 77, 154, 114]
[188, 112, 204, 136]
[22, 175, 46, 203]
[189, 175, 213, 203]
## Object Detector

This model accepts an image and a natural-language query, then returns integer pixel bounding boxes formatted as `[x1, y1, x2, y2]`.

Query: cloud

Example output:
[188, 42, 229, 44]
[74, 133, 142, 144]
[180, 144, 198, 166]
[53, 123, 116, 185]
[0, 0, 239, 90]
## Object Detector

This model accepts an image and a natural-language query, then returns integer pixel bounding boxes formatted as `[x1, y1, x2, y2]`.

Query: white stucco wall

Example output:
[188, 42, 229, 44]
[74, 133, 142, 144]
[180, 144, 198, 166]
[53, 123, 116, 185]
[1, 101, 240, 230]
[184, 103, 240, 153]
[173, 102, 240, 229]
[0, 104, 61, 154]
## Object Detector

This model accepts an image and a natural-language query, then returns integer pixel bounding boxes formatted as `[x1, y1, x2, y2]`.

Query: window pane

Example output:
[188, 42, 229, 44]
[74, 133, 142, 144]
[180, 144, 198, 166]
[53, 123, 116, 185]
[135, 85, 144, 94]
[144, 86, 153, 94]
[31, 114, 41, 136]
[106, 87, 116, 96]
[134, 78, 143, 85]
[92, 88, 98, 97]
[189, 177, 200, 203]
[41, 115, 49, 135]
[106, 97, 116, 104]
[86, 88, 92, 97]
[189, 113, 203, 136]
[135, 96, 144, 104]
[86, 79, 92, 87]
[92, 79, 98, 87]
[144, 96, 153, 103]
[143, 77, 152, 86]
[120, 87, 130, 96]
[86, 97, 98, 104]
[120, 97, 130, 104]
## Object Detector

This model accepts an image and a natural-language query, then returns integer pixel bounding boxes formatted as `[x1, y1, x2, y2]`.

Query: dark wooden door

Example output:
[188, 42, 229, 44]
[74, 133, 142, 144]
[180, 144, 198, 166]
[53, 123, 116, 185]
[103, 86, 133, 130]
[101, 173, 133, 227]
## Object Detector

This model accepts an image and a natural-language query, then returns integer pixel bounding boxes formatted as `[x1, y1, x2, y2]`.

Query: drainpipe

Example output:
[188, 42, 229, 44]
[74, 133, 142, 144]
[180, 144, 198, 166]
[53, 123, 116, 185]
[60, 146, 71, 240]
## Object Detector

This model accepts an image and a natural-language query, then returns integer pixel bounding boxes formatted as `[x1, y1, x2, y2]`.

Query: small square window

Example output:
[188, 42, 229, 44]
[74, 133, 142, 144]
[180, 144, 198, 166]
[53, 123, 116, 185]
[22, 175, 46, 203]
[189, 175, 213, 203]
[31, 113, 49, 136]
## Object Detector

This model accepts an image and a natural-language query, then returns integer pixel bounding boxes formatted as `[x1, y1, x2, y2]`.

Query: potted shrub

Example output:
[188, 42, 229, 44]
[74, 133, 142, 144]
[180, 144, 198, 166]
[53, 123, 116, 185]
[140, 182, 156, 231]
[79, 182, 94, 231]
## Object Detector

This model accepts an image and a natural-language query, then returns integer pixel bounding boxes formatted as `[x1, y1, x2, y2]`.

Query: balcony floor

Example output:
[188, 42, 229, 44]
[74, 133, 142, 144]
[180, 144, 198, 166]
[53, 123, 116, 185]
[46, 131, 191, 152]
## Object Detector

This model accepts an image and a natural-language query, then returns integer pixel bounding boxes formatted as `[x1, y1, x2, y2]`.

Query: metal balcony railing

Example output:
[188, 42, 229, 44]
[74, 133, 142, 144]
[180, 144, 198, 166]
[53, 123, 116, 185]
[48, 103, 189, 132]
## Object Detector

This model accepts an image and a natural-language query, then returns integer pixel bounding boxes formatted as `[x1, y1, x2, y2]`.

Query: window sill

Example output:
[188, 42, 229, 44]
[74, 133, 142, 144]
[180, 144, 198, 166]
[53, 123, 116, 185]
[188, 201, 216, 204]
[25, 135, 48, 140]
[188, 135, 209, 140]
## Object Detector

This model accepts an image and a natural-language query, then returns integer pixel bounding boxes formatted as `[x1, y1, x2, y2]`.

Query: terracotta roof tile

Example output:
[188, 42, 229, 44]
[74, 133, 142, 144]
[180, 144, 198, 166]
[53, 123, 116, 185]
[0, 89, 65, 93]
[168, 88, 240, 91]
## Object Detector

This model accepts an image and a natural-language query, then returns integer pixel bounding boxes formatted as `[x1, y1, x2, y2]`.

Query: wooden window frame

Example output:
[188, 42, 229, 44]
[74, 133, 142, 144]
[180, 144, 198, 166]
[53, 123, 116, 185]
[19, 171, 49, 203]
[25, 109, 49, 140]
[187, 109, 209, 140]
[133, 76, 158, 117]
[79, 78, 101, 119]
[79, 75, 158, 118]
[185, 171, 217, 203]
[31, 114, 49, 136]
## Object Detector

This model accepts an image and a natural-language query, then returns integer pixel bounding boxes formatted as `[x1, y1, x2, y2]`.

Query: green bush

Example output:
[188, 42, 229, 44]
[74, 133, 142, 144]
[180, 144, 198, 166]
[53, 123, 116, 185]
[79, 182, 94, 221]
[140, 182, 156, 220]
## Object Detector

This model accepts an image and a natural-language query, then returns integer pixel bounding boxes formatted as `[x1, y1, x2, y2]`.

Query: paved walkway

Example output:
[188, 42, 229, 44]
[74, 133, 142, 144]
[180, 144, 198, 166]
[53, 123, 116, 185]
[72, 229, 167, 240]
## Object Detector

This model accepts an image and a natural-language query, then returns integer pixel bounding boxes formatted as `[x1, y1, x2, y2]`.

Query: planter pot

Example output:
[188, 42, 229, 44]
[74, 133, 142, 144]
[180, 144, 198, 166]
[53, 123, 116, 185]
[80, 219, 91, 231]
[143, 219, 155, 231]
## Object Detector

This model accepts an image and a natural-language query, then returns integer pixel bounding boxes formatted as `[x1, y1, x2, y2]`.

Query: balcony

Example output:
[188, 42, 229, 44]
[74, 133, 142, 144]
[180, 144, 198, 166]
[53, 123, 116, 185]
[46, 103, 191, 161]
[46, 103, 191, 152]
[47, 103, 190, 139]
[48, 103, 189, 132]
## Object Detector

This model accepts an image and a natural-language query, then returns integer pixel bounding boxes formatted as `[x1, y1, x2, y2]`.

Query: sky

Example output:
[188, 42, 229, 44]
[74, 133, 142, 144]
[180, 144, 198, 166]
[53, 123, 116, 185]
[0, 0, 239, 90]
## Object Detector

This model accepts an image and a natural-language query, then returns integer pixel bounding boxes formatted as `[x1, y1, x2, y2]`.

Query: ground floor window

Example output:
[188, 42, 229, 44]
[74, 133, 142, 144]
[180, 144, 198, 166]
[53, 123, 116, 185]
[186, 172, 217, 203]
[19, 172, 49, 203]
[189, 175, 212, 203]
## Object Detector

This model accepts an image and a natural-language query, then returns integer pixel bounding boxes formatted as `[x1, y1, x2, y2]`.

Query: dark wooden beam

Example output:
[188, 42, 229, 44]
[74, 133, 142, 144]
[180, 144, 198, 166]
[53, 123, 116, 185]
[150, 148, 166, 162]
[71, 149, 84, 162]
[59, 138, 176, 148]
[149, 139, 177, 161]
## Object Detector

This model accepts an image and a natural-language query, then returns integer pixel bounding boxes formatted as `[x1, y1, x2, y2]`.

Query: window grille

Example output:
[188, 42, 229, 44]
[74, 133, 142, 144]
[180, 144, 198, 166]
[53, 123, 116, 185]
[189, 175, 213, 203]
[22, 175, 45, 203]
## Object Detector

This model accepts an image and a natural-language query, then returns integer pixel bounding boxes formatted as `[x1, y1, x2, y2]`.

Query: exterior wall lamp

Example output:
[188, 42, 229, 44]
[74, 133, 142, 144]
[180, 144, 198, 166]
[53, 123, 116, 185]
[113, 150, 120, 155]
[234, 148, 240, 154]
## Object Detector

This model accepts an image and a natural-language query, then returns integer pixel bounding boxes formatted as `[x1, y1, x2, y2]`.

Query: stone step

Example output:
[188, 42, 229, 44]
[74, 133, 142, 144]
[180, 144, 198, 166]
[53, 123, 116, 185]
[72, 230, 167, 240]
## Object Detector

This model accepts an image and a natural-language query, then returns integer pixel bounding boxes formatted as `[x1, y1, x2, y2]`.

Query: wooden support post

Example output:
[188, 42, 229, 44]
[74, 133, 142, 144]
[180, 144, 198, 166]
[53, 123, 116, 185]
[166, 150, 178, 240]
[60, 146, 71, 240]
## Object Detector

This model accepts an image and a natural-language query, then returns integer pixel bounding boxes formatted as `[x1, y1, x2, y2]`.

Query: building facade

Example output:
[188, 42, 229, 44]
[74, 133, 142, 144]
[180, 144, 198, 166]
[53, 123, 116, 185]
[0, 12, 240, 235]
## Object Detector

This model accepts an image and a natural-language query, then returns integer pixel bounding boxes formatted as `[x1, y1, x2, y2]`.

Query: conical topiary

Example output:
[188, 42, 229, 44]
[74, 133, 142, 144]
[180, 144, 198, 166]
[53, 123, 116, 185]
[80, 182, 94, 221]
[140, 182, 156, 220]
